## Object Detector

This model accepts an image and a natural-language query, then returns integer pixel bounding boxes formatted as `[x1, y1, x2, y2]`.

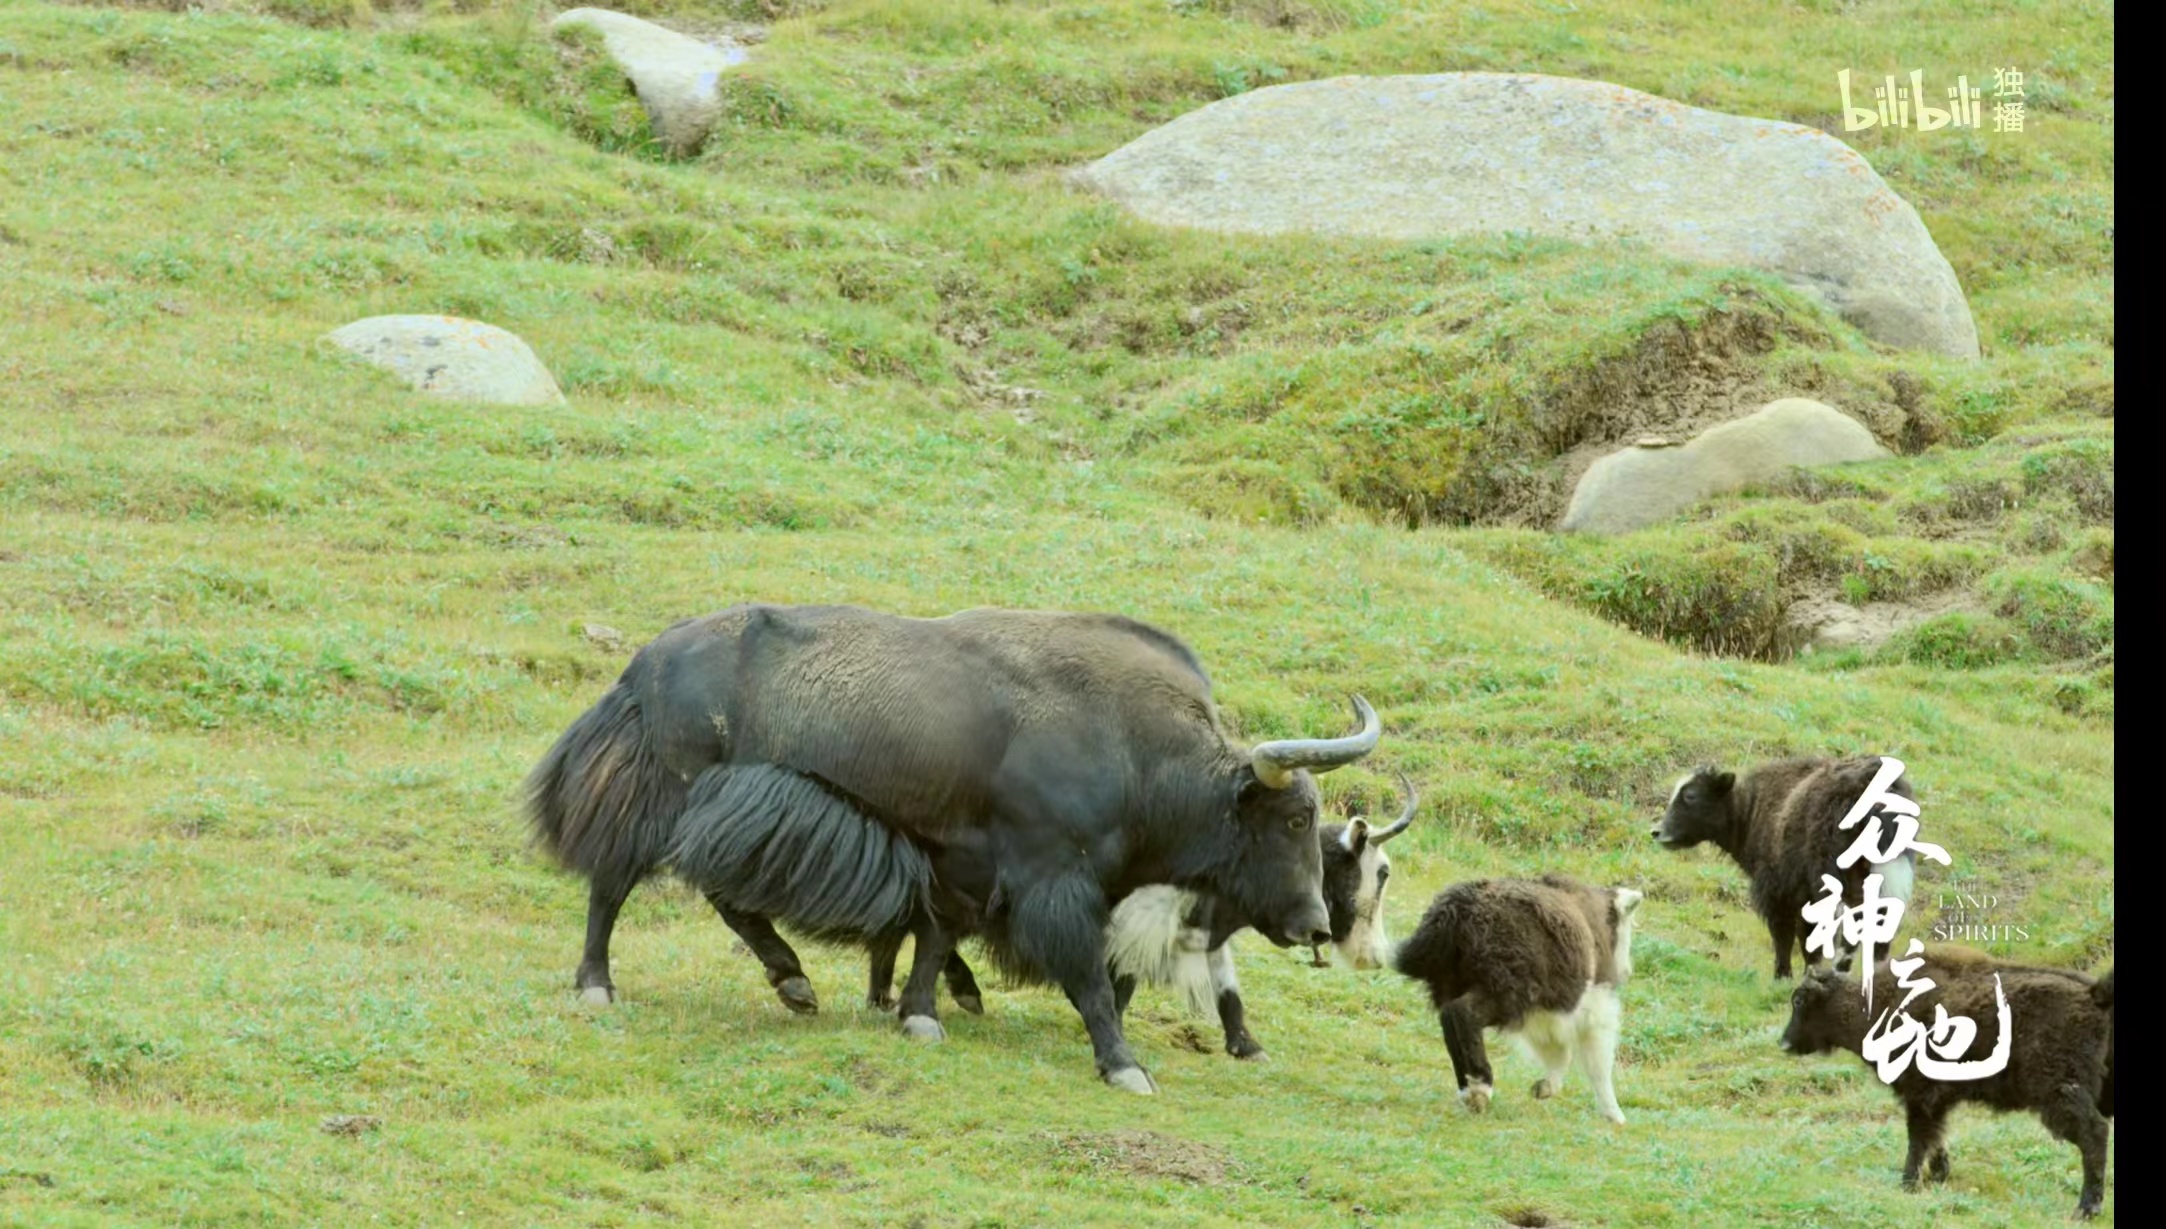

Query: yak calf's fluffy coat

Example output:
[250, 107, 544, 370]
[1394, 874, 1642, 1124]
[1780, 955, 2115, 1218]
[1653, 756, 1919, 979]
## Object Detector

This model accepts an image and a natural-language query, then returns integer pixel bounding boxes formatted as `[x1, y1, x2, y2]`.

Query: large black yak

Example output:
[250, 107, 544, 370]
[1653, 756, 1923, 979]
[525, 603, 1384, 1093]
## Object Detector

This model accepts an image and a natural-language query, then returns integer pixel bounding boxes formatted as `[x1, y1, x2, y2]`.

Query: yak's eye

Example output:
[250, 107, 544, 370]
[1377, 866, 1391, 883]
[1287, 815, 1309, 832]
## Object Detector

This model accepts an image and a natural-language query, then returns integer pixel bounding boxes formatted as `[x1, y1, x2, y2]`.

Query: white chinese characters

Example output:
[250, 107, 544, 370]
[1803, 756, 2006, 1082]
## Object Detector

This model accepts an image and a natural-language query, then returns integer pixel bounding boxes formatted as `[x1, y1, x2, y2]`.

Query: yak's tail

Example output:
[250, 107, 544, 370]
[525, 681, 688, 883]
[668, 762, 931, 943]
[1104, 887, 1216, 1017]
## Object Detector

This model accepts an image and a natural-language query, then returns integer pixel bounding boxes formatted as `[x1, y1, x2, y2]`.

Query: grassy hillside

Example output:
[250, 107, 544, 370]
[0, 1, 2112, 1226]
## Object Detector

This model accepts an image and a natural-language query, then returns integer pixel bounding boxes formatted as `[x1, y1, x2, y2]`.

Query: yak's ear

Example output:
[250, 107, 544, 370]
[1711, 771, 1736, 794]
[1341, 817, 1370, 853]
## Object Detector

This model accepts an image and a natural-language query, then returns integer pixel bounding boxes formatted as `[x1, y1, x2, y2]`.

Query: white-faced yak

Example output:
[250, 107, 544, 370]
[524, 603, 1384, 1094]
[1652, 756, 1921, 979]
[1103, 774, 1417, 1060]
[1393, 874, 1642, 1124]
[1780, 954, 2114, 1218]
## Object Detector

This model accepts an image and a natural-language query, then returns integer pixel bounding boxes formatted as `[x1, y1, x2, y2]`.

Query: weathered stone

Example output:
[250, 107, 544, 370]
[325, 315, 564, 406]
[1073, 73, 1979, 357]
[1780, 592, 1977, 657]
[1561, 398, 1891, 533]
[552, 8, 748, 156]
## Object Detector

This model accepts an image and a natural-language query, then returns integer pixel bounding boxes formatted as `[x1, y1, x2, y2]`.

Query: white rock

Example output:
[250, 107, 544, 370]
[552, 8, 747, 156]
[1074, 74, 1979, 358]
[325, 315, 565, 406]
[1561, 398, 1891, 533]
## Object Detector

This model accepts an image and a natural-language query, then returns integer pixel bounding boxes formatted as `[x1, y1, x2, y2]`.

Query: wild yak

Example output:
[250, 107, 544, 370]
[1393, 873, 1643, 1124]
[1652, 756, 1920, 978]
[1102, 775, 1417, 1060]
[1780, 954, 2114, 1218]
[525, 603, 1383, 1093]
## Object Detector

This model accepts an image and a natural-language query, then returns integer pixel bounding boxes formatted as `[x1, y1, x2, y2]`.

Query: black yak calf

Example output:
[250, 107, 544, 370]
[1780, 955, 2114, 1218]
[1103, 776, 1417, 1059]
[1394, 874, 1642, 1124]
[1653, 756, 1920, 978]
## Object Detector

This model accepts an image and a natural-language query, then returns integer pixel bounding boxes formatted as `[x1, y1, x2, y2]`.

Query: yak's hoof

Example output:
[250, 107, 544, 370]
[951, 993, 985, 1016]
[1532, 1078, 1558, 1100]
[1104, 1066, 1158, 1095]
[868, 993, 898, 1012]
[901, 1014, 946, 1042]
[1602, 1106, 1627, 1126]
[1232, 1047, 1270, 1063]
[578, 984, 614, 1006]
[1460, 1082, 1493, 1114]
[775, 975, 819, 1015]
[2077, 1197, 2102, 1219]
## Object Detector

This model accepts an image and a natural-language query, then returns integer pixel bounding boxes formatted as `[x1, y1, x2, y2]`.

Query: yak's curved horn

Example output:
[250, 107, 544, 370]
[1251, 695, 1381, 789]
[1371, 772, 1418, 843]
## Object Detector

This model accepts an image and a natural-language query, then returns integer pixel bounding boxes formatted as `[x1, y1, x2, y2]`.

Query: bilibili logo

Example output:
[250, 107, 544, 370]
[1837, 68, 2031, 133]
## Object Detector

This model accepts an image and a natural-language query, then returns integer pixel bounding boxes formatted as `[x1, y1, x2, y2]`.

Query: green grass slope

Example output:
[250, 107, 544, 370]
[0, 2, 2112, 1225]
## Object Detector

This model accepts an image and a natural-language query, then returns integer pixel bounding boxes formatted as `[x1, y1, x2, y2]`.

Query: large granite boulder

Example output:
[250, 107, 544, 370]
[552, 9, 748, 156]
[1073, 73, 1979, 358]
[325, 315, 565, 406]
[1561, 398, 1891, 533]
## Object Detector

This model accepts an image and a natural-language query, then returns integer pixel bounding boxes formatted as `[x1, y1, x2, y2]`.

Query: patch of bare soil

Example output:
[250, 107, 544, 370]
[1049, 1129, 1233, 1186]
[1779, 588, 1978, 658]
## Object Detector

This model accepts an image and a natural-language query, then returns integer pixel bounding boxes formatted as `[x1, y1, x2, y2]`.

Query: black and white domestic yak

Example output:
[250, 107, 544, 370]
[1101, 775, 1417, 1060]
[1653, 756, 1922, 979]
[1780, 953, 2115, 1218]
[1393, 874, 1643, 1124]
[524, 603, 1384, 1093]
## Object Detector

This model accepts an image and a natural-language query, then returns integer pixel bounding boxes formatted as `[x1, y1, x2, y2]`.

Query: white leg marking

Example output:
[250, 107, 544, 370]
[1206, 943, 1239, 998]
[901, 1014, 945, 1042]
[1576, 986, 1626, 1125]
[579, 985, 613, 1006]
[1518, 1011, 1574, 1099]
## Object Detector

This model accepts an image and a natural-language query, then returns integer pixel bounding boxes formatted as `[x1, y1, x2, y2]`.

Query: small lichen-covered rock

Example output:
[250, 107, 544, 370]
[1073, 73, 1980, 358]
[324, 315, 565, 406]
[1561, 399, 1891, 534]
[551, 8, 747, 156]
